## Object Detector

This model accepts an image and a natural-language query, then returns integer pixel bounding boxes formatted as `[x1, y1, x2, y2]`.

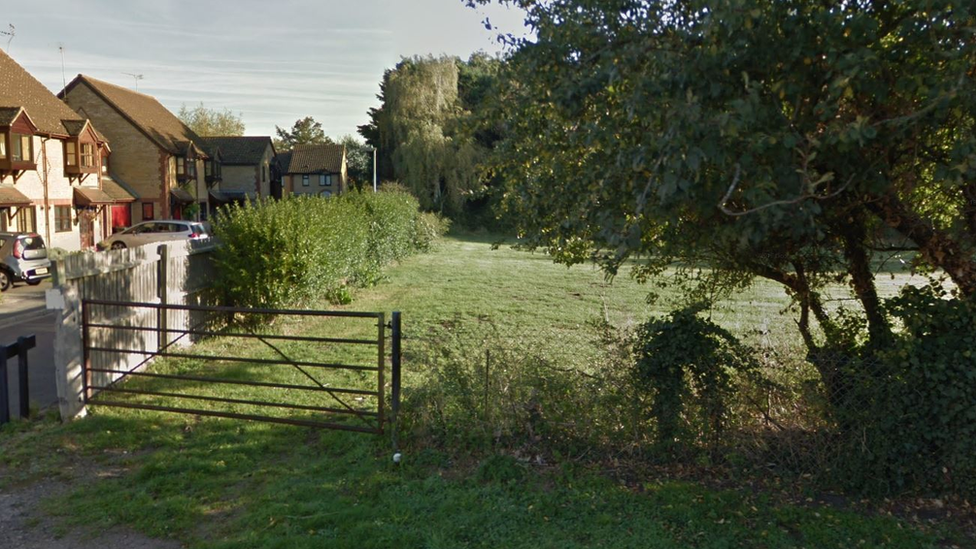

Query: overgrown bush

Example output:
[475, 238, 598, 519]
[400, 319, 647, 461]
[633, 306, 759, 451]
[413, 211, 451, 252]
[212, 188, 436, 308]
[832, 281, 976, 497]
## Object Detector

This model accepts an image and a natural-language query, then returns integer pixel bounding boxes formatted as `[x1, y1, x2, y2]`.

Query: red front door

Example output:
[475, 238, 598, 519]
[111, 205, 131, 233]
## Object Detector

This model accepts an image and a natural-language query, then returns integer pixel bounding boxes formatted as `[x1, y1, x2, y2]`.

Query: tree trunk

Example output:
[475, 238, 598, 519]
[840, 214, 892, 348]
[868, 193, 976, 296]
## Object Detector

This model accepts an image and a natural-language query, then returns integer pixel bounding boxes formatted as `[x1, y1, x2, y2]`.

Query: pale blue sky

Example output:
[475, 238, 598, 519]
[2, 0, 527, 139]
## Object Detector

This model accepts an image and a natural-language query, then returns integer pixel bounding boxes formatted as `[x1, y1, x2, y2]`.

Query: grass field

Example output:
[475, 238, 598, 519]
[0, 234, 952, 548]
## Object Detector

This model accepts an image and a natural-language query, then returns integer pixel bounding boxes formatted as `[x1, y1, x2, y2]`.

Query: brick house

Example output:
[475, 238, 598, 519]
[60, 75, 210, 223]
[278, 143, 347, 198]
[200, 136, 281, 208]
[0, 50, 134, 251]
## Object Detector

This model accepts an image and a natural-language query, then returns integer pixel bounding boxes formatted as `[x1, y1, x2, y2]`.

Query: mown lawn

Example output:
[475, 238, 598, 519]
[0, 233, 948, 548]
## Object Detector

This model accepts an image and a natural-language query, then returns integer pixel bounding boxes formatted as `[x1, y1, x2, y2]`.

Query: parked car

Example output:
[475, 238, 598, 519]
[0, 232, 51, 291]
[96, 220, 209, 251]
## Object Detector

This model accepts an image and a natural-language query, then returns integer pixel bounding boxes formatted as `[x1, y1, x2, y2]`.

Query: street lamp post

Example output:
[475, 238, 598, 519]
[371, 147, 377, 192]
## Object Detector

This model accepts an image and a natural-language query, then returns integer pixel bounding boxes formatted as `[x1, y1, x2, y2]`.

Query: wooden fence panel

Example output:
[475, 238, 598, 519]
[51, 239, 216, 420]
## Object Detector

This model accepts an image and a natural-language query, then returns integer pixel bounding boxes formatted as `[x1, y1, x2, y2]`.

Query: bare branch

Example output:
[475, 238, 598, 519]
[718, 165, 854, 217]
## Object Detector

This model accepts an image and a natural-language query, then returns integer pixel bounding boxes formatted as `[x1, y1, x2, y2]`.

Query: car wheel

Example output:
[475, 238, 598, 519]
[26, 279, 42, 286]
[111, 241, 127, 250]
[0, 270, 10, 292]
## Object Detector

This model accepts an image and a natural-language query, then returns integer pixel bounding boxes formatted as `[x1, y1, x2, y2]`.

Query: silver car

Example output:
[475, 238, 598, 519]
[0, 232, 51, 291]
[96, 220, 209, 251]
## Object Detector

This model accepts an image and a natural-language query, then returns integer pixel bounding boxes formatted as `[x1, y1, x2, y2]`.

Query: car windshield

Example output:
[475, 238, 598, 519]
[19, 235, 46, 250]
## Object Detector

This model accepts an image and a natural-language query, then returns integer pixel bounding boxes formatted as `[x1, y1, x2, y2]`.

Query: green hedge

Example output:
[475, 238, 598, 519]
[212, 188, 443, 309]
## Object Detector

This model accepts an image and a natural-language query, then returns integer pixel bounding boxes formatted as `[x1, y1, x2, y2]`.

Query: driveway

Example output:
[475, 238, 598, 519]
[1, 280, 58, 417]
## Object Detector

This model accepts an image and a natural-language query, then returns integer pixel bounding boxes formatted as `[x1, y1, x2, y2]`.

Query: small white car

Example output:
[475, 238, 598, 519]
[96, 220, 209, 251]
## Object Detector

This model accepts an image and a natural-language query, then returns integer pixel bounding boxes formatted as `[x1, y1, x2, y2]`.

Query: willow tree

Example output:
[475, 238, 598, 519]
[361, 56, 485, 217]
[479, 0, 976, 393]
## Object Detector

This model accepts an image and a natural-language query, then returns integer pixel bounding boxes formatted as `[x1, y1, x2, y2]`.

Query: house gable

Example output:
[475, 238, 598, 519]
[61, 81, 166, 201]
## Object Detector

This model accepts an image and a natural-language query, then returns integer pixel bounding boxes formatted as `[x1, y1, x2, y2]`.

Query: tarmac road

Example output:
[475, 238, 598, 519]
[0, 280, 58, 417]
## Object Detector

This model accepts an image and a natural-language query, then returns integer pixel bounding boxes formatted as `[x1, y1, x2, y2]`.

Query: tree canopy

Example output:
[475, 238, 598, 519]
[479, 0, 976, 389]
[338, 134, 374, 190]
[359, 54, 501, 217]
[274, 116, 332, 150]
[178, 103, 245, 136]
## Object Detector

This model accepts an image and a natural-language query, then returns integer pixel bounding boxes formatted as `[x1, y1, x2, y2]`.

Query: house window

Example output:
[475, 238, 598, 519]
[0, 132, 6, 159]
[66, 141, 77, 166]
[205, 161, 212, 176]
[302, 175, 309, 187]
[176, 157, 185, 176]
[142, 202, 154, 220]
[80, 143, 95, 168]
[319, 174, 335, 186]
[16, 206, 36, 232]
[55, 206, 72, 232]
[187, 157, 196, 178]
[11, 134, 32, 162]
[101, 153, 109, 175]
[262, 166, 267, 183]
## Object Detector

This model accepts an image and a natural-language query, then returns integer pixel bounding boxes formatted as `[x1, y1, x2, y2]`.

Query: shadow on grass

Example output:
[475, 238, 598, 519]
[4, 411, 940, 549]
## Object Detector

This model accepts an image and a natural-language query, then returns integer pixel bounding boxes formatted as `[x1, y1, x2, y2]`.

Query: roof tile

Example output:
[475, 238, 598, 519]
[63, 75, 206, 156]
[201, 136, 273, 165]
[280, 143, 345, 174]
[0, 50, 89, 136]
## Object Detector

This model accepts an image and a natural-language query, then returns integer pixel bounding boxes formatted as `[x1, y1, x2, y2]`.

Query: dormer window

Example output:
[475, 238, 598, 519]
[1, 109, 39, 175]
[11, 134, 32, 162]
[81, 143, 95, 168]
[101, 151, 109, 175]
[177, 155, 197, 180]
[64, 139, 98, 176]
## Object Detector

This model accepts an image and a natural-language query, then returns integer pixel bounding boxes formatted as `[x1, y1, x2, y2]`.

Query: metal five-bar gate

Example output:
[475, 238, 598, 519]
[81, 299, 401, 435]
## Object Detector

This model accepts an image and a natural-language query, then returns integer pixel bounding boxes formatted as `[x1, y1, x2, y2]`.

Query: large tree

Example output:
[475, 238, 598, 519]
[480, 0, 976, 393]
[359, 55, 493, 217]
[178, 103, 245, 136]
[274, 116, 332, 150]
[339, 134, 374, 190]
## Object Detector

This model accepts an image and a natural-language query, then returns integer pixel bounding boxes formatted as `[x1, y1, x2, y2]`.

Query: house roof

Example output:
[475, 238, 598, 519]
[277, 151, 292, 173]
[74, 186, 121, 206]
[201, 136, 273, 165]
[101, 176, 138, 202]
[278, 144, 345, 174]
[0, 50, 92, 137]
[60, 74, 207, 157]
[210, 189, 255, 203]
[169, 188, 196, 204]
[0, 185, 31, 207]
[0, 107, 22, 126]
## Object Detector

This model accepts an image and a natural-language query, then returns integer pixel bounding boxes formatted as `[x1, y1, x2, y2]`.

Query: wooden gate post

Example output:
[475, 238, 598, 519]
[158, 244, 169, 350]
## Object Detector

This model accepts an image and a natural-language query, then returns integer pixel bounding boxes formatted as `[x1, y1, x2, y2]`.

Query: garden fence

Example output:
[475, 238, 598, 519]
[49, 239, 216, 420]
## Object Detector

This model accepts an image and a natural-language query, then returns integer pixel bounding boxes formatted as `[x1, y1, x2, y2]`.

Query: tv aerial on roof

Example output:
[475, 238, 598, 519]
[122, 72, 144, 90]
[0, 24, 15, 53]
